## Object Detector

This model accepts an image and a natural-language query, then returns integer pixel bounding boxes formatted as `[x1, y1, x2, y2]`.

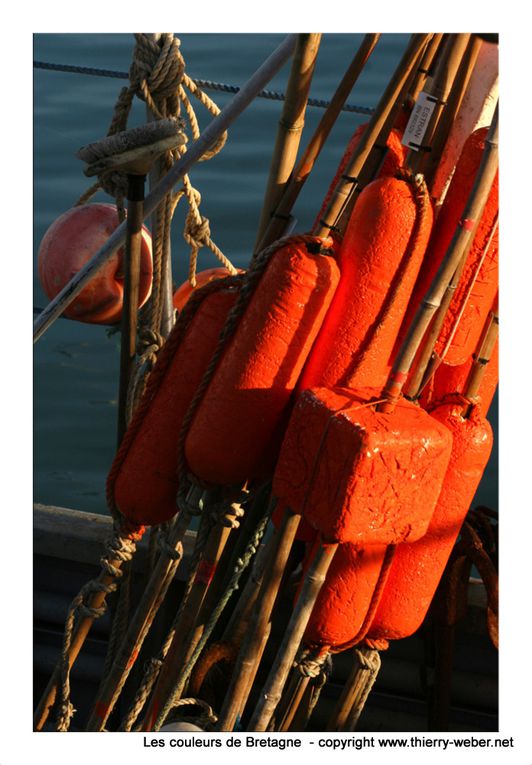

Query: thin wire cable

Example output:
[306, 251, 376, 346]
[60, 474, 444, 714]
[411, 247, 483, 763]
[33, 60, 375, 115]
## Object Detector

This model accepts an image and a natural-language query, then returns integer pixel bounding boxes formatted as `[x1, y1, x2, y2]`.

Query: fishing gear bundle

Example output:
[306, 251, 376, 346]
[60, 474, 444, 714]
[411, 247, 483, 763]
[34, 31, 499, 733]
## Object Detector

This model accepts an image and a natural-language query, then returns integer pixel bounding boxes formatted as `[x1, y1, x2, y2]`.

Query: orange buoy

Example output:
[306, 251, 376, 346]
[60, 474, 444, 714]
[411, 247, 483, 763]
[184, 237, 340, 487]
[367, 402, 493, 641]
[109, 283, 238, 527]
[173, 267, 244, 312]
[273, 387, 453, 545]
[299, 175, 433, 393]
[400, 127, 498, 367]
[38, 203, 153, 324]
[303, 540, 387, 650]
[272, 386, 452, 651]
[420, 338, 499, 417]
[312, 126, 407, 232]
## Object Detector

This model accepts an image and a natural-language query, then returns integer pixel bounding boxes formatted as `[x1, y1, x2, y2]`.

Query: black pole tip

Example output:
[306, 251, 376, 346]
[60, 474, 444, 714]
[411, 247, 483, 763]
[475, 33, 499, 45]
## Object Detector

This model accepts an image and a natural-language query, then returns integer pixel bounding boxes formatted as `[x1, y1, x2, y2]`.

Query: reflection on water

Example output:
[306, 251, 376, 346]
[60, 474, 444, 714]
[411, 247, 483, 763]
[33, 33, 498, 515]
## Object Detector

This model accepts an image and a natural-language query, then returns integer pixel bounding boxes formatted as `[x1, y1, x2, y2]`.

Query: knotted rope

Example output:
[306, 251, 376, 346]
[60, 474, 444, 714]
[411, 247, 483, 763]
[55, 529, 140, 731]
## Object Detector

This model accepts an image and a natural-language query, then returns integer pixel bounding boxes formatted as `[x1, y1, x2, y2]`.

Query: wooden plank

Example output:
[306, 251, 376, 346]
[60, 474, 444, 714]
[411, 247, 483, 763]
[33, 503, 195, 577]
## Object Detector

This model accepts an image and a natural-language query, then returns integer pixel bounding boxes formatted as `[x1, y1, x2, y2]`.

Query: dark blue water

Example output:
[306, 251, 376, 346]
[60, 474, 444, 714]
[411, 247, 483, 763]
[33, 33, 498, 515]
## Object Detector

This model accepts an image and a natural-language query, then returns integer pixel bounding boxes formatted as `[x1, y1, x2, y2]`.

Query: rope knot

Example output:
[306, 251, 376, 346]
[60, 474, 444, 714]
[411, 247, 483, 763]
[130, 34, 186, 116]
[295, 647, 330, 678]
[184, 213, 211, 247]
[354, 647, 382, 673]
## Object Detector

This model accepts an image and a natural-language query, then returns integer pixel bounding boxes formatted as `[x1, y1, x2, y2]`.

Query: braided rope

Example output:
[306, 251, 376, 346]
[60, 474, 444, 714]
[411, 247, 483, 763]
[120, 657, 164, 731]
[151, 499, 273, 731]
[163, 698, 218, 729]
[295, 646, 331, 679]
[125, 328, 165, 424]
[55, 530, 139, 731]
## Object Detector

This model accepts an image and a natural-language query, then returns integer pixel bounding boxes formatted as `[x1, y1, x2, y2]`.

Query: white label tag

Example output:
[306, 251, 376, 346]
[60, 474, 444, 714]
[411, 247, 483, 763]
[401, 91, 438, 151]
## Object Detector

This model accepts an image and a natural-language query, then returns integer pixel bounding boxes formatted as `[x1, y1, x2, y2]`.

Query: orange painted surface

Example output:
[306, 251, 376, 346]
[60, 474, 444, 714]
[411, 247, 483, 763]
[368, 402, 493, 640]
[38, 203, 153, 324]
[173, 267, 244, 312]
[111, 288, 237, 526]
[299, 176, 433, 394]
[184, 238, 340, 486]
[312, 125, 406, 231]
[273, 387, 452, 545]
[420, 339, 499, 417]
[303, 540, 387, 650]
[400, 128, 498, 366]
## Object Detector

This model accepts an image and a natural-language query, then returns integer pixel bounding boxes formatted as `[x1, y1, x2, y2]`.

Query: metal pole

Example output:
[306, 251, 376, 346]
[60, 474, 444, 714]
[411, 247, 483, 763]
[33, 34, 298, 344]
[116, 173, 146, 445]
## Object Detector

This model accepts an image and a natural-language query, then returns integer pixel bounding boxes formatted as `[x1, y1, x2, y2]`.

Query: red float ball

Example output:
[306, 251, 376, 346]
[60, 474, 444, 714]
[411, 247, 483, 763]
[38, 203, 153, 324]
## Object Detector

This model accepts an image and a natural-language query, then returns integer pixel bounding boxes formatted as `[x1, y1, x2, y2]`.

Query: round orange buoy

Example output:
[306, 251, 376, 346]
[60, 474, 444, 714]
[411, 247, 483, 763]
[109, 283, 239, 527]
[299, 175, 433, 393]
[173, 267, 244, 312]
[38, 203, 153, 324]
[401, 127, 498, 366]
[184, 237, 340, 487]
[313, 126, 406, 233]
[367, 402, 493, 641]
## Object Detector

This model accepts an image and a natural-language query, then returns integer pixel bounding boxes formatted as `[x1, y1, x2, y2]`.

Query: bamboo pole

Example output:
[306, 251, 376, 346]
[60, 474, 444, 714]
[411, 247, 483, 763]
[214, 509, 301, 731]
[405, 34, 471, 176]
[424, 35, 482, 190]
[82, 486, 203, 732]
[407, 215, 498, 400]
[254, 34, 322, 250]
[463, 300, 499, 410]
[380, 103, 498, 410]
[33, 526, 144, 730]
[276, 670, 312, 731]
[247, 542, 337, 731]
[255, 33, 380, 252]
[326, 647, 382, 731]
[33, 34, 298, 344]
[333, 34, 428, 236]
[140, 505, 241, 731]
[409, 33, 445, 103]
[313, 33, 431, 238]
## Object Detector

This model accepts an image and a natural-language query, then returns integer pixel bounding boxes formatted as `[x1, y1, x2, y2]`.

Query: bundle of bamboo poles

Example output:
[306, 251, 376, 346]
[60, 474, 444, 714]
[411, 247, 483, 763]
[34, 31, 498, 734]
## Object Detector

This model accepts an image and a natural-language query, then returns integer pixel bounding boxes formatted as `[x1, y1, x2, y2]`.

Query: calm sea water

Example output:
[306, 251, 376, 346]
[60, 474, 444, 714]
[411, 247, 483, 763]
[33, 33, 498, 515]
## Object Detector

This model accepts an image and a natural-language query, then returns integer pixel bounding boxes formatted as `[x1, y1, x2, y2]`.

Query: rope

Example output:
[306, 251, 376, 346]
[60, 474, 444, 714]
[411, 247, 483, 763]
[34, 60, 375, 115]
[151, 499, 273, 731]
[163, 698, 218, 729]
[120, 657, 164, 731]
[295, 646, 330, 679]
[55, 530, 139, 731]
[117, 492, 206, 732]
[342, 648, 382, 731]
